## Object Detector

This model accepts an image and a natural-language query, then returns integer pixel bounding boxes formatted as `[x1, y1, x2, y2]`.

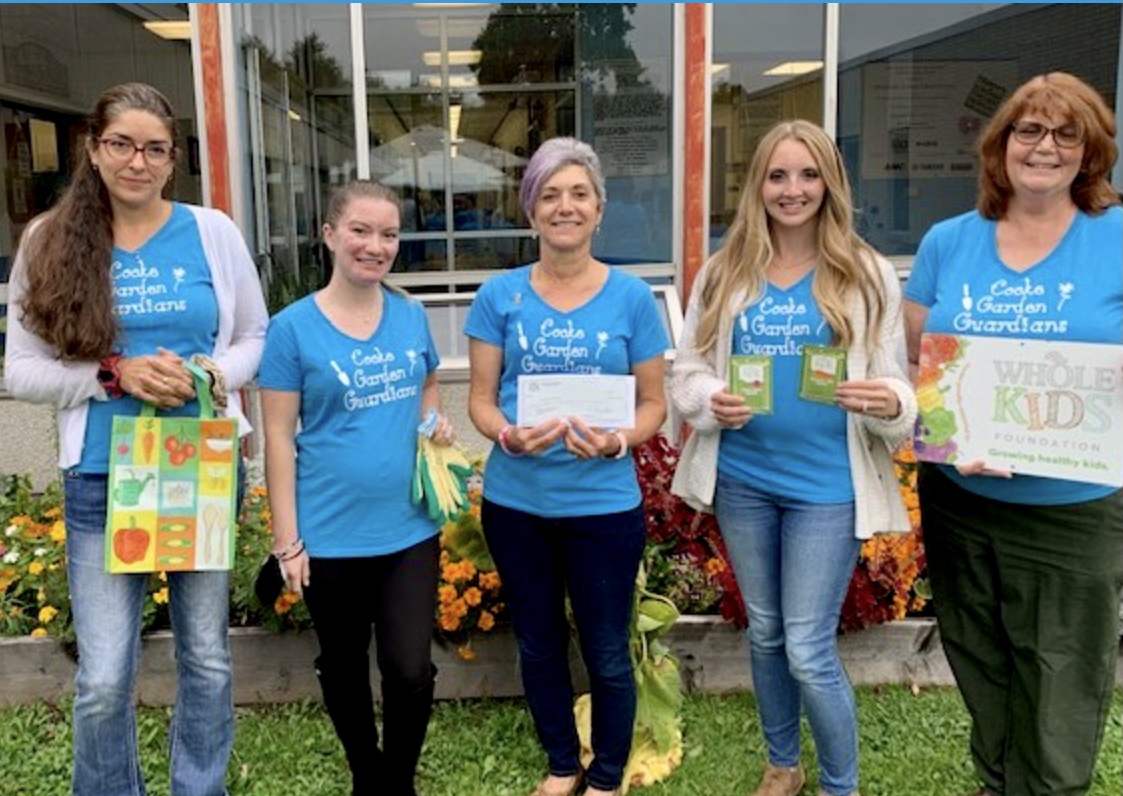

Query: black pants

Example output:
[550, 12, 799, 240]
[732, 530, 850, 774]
[921, 465, 1123, 796]
[303, 535, 440, 796]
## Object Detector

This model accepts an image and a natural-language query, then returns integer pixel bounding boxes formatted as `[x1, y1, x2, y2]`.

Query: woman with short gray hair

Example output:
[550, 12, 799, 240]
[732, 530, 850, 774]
[465, 136, 668, 796]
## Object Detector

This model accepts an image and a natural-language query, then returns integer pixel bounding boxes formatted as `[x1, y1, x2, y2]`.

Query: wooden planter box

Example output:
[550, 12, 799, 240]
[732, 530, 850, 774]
[2, 617, 1118, 708]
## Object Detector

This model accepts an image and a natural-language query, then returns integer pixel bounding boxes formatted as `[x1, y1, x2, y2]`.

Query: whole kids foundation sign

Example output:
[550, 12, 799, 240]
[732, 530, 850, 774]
[916, 333, 1123, 487]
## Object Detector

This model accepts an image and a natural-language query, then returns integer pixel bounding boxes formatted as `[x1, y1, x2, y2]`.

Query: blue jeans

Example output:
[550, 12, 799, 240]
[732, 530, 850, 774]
[64, 471, 233, 796]
[715, 473, 861, 795]
[482, 499, 646, 792]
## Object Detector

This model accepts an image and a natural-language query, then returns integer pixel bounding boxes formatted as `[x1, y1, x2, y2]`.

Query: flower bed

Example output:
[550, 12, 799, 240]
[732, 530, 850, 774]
[0, 435, 928, 644]
[634, 434, 928, 631]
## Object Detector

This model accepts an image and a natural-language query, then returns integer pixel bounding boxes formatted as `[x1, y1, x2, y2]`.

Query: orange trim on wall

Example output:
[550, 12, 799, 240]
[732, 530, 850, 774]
[197, 4, 230, 215]
[682, 4, 707, 304]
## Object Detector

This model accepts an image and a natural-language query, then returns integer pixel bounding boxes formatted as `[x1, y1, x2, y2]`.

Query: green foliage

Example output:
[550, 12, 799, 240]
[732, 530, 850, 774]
[631, 566, 683, 756]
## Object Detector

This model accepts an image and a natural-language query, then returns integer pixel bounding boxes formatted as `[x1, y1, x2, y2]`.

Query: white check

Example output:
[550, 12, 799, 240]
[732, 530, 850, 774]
[516, 374, 636, 429]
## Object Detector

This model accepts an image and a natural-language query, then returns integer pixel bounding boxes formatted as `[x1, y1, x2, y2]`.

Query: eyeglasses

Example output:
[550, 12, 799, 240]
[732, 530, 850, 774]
[98, 137, 174, 166]
[1009, 121, 1084, 149]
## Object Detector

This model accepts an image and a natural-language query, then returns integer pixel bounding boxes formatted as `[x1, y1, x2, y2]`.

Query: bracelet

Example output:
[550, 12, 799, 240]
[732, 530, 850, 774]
[97, 354, 124, 399]
[192, 354, 228, 410]
[607, 430, 629, 460]
[497, 425, 525, 457]
[272, 537, 304, 561]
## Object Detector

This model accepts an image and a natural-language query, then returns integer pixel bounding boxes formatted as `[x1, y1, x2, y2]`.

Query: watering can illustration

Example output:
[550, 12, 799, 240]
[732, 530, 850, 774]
[113, 471, 155, 507]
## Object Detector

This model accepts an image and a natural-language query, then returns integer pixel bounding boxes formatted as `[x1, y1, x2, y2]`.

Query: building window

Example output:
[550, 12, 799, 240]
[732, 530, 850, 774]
[839, 3, 1121, 255]
[238, 3, 674, 304]
[710, 4, 825, 254]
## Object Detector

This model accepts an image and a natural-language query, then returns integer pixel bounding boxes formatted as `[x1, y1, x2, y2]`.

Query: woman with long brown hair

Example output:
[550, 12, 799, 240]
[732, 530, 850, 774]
[4, 82, 266, 795]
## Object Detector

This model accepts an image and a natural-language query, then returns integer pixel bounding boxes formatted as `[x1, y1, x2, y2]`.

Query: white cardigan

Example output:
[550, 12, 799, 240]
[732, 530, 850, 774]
[4, 205, 268, 469]
[669, 253, 918, 539]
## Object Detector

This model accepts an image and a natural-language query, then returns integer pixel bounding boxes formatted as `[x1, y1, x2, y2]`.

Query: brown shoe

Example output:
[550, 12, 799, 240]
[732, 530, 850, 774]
[530, 773, 583, 796]
[752, 763, 805, 796]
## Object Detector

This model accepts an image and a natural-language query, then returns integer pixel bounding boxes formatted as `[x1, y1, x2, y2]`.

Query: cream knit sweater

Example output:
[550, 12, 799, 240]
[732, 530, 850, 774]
[669, 253, 917, 539]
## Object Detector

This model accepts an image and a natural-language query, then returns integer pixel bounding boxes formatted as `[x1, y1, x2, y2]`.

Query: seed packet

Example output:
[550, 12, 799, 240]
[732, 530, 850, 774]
[728, 355, 772, 415]
[800, 345, 847, 404]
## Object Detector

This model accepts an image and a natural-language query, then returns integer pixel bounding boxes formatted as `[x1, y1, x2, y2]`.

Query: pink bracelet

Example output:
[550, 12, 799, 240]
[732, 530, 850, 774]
[498, 425, 525, 457]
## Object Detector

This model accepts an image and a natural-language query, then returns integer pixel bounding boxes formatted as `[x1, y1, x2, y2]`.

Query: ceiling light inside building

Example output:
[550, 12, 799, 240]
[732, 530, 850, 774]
[448, 104, 462, 143]
[762, 60, 823, 77]
[422, 50, 483, 67]
[143, 20, 192, 41]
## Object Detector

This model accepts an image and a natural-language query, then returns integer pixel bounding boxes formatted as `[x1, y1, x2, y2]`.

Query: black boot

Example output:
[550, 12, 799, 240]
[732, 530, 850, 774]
[315, 655, 384, 796]
[381, 664, 437, 796]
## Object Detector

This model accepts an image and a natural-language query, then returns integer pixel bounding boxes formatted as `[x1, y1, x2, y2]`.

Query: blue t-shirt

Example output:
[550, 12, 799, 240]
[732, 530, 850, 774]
[464, 266, 669, 517]
[80, 203, 218, 473]
[717, 273, 853, 503]
[258, 289, 440, 556]
[905, 207, 1123, 505]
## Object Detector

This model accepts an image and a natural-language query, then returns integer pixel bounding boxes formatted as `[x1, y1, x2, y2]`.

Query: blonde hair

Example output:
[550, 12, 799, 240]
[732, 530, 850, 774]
[693, 120, 885, 357]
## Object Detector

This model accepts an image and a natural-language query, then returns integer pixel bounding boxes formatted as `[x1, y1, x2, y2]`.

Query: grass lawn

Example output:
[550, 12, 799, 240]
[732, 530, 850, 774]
[2, 687, 1119, 796]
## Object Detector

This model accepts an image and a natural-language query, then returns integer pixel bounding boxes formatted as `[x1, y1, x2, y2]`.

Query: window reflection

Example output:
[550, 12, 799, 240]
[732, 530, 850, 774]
[242, 4, 354, 306]
[839, 3, 1120, 255]
[710, 4, 824, 253]
[238, 2, 673, 293]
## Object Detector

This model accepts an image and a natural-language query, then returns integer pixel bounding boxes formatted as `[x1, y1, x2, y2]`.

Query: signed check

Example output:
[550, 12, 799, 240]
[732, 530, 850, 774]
[516, 374, 636, 428]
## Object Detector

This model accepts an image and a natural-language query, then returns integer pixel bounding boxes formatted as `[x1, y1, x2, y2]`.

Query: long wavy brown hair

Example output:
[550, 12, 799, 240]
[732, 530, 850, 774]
[15, 83, 178, 360]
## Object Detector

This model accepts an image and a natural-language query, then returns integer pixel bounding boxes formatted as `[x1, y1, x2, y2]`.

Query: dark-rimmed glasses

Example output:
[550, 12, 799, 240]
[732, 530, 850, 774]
[98, 137, 174, 166]
[1009, 121, 1084, 149]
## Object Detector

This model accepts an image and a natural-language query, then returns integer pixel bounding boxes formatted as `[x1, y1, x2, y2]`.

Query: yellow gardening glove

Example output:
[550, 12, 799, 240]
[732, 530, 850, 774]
[415, 436, 473, 525]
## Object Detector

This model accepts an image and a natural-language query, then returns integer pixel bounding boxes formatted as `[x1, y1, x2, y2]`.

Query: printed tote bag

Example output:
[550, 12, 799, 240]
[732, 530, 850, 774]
[105, 362, 238, 573]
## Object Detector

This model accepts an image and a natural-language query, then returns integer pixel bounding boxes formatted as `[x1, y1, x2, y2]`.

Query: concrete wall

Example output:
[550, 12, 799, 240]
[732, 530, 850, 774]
[0, 392, 56, 488]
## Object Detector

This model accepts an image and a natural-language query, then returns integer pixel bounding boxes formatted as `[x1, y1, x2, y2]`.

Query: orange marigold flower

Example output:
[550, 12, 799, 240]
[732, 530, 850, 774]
[463, 587, 482, 607]
[439, 612, 461, 632]
[273, 590, 300, 614]
[456, 644, 477, 661]
[439, 549, 451, 567]
[703, 557, 726, 576]
[460, 560, 477, 580]
[478, 571, 501, 592]
[449, 598, 468, 619]
[477, 611, 495, 631]
[249, 485, 268, 498]
[438, 584, 458, 606]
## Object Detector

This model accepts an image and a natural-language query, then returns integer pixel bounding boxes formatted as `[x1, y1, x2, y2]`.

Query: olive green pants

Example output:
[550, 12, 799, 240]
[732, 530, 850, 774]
[920, 465, 1123, 796]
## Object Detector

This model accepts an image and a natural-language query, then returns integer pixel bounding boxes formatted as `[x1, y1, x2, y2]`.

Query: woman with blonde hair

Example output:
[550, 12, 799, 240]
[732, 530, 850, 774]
[671, 120, 916, 796]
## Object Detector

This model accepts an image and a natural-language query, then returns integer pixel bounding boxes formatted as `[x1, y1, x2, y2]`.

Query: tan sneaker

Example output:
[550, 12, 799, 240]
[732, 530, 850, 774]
[752, 763, 805, 796]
